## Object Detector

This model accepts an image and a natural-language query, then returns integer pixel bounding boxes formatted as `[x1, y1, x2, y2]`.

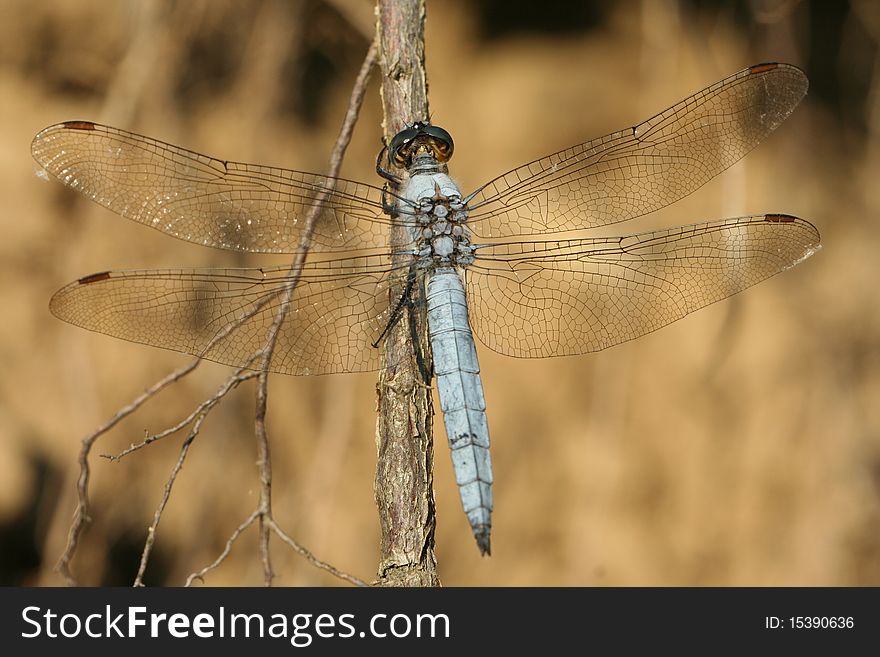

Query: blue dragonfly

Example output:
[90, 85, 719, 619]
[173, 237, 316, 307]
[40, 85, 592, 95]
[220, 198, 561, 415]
[32, 62, 820, 554]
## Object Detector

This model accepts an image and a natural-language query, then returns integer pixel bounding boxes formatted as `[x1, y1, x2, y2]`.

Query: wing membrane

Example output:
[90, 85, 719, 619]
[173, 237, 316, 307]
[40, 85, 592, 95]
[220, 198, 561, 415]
[49, 253, 404, 375]
[31, 121, 403, 253]
[465, 214, 820, 358]
[466, 63, 808, 238]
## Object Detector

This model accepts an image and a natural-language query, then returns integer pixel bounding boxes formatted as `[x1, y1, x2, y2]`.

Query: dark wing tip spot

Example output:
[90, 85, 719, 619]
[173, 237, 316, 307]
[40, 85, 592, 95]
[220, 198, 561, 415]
[749, 62, 779, 74]
[78, 271, 111, 284]
[61, 121, 97, 131]
[764, 213, 797, 223]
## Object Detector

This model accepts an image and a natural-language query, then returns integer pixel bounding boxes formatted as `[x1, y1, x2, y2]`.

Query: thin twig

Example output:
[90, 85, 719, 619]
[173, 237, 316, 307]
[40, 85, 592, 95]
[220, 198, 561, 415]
[133, 413, 206, 587]
[103, 367, 260, 461]
[267, 518, 369, 587]
[129, 357, 261, 586]
[184, 510, 261, 587]
[56, 359, 199, 585]
[251, 36, 379, 587]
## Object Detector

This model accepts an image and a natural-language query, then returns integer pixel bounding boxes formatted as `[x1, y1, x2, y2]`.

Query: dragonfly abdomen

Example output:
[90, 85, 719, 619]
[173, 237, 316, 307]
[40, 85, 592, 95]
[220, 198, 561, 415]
[426, 267, 493, 555]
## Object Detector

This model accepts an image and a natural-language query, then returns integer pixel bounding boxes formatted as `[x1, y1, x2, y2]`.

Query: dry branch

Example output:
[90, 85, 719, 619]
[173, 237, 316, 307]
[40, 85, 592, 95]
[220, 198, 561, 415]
[373, 0, 439, 587]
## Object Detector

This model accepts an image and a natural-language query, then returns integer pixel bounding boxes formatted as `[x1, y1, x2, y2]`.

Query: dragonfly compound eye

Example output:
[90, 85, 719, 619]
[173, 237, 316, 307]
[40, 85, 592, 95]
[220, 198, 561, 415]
[421, 125, 454, 162]
[389, 126, 421, 168]
[389, 123, 455, 167]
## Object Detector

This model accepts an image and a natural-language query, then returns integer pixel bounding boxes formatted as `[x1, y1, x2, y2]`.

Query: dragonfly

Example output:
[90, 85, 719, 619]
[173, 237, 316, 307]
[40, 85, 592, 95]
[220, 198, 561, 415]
[32, 62, 820, 555]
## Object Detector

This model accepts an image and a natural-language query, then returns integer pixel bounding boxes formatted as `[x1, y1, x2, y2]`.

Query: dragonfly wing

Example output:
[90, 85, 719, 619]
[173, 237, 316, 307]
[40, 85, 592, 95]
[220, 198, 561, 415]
[466, 63, 808, 238]
[49, 253, 402, 375]
[32, 121, 399, 253]
[465, 215, 820, 358]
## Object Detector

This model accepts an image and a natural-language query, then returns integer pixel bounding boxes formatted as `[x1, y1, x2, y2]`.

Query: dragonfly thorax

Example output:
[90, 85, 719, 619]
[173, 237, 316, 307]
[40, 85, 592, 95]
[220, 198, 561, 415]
[403, 171, 475, 268]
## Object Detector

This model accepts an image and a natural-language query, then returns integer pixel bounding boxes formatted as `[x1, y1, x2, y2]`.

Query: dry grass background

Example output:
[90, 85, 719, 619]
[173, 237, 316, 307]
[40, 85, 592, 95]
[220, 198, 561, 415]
[1, 0, 878, 586]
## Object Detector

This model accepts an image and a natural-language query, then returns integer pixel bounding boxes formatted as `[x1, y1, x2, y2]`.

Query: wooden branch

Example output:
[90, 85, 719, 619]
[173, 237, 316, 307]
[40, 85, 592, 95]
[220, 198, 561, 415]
[373, 0, 439, 587]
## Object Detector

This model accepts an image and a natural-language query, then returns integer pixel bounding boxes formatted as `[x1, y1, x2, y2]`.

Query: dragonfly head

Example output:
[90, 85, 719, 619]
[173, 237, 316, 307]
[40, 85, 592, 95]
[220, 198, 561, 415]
[389, 122, 454, 169]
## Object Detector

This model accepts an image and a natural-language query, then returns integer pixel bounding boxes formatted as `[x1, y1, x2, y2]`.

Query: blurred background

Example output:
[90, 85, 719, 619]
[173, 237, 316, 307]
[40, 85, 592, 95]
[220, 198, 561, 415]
[1, 0, 878, 586]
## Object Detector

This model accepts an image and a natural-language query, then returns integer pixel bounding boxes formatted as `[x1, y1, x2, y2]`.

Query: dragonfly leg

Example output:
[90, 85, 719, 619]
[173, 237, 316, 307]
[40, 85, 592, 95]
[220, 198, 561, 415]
[381, 184, 397, 215]
[375, 144, 401, 186]
[407, 282, 433, 385]
[371, 265, 417, 348]
[371, 266, 432, 383]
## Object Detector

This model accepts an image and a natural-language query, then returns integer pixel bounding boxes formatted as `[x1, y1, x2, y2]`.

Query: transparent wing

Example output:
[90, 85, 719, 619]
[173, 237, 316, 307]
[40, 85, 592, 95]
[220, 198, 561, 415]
[466, 63, 808, 238]
[49, 253, 405, 375]
[465, 214, 820, 358]
[31, 121, 405, 253]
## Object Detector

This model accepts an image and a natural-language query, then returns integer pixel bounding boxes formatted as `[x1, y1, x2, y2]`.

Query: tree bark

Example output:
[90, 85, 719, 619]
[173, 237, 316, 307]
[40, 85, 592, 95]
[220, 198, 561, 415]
[373, 0, 439, 587]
